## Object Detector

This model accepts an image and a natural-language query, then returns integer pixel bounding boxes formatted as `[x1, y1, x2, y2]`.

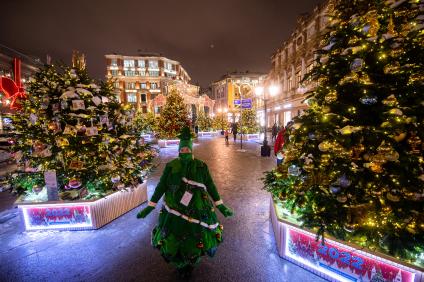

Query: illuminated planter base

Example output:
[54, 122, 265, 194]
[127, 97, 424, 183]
[17, 182, 148, 231]
[269, 197, 424, 282]
[198, 131, 216, 138]
[241, 133, 260, 141]
[158, 139, 180, 148]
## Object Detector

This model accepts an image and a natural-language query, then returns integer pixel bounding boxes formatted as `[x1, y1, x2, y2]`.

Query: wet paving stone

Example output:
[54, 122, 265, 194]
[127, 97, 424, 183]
[0, 136, 326, 282]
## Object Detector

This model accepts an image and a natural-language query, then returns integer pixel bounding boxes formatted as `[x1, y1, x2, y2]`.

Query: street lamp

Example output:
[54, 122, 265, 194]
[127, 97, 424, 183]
[255, 84, 279, 157]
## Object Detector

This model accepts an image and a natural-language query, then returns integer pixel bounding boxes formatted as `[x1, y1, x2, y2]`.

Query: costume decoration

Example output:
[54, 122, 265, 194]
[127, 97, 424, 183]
[137, 127, 233, 277]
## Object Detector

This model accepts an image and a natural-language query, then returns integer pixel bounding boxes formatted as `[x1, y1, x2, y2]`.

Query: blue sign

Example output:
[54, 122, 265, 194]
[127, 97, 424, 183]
[241, 98, 252, 109]
[234, 99, 241, 105]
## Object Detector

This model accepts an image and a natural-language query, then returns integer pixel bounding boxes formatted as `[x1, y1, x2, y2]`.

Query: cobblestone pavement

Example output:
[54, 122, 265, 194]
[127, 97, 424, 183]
[0, 136, 326, 282]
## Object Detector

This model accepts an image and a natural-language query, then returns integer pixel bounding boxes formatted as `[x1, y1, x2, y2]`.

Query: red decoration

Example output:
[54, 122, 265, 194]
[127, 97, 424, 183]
[0, 58, 27, 109]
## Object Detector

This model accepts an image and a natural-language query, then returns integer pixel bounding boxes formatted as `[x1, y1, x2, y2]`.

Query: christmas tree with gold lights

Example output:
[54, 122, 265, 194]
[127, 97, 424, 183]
[196, 110, 213, 131]
[264, 0, 423, 265]
[10, 65, 156, 200]
[156, 89, 189, 139]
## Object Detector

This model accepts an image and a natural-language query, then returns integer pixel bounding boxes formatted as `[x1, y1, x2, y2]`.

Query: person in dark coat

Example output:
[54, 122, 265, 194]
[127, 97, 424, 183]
[271, 123, 278, 141]
[231, 123, 238, 143]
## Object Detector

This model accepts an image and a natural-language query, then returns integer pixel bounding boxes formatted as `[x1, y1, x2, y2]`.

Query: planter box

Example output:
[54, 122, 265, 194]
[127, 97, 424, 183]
[158, 139, 180, 148]
[241, 133, 260, 141]
[16, 182, 148, 231]
[198, 131, 216, 138]
[269, 197, 424, 282]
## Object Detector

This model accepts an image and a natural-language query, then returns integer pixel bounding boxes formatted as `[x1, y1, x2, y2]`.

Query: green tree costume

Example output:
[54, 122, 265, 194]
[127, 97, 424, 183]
[137, 127, 233, 275]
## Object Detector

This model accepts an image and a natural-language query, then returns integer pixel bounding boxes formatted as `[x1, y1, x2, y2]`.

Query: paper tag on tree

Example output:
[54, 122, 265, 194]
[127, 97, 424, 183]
[29, 113, 38, 125]
[72, 100, 85, 110]
[86, 126, 98, 136]
[92, 96, 102, 106]
[180, 191, 193, 206]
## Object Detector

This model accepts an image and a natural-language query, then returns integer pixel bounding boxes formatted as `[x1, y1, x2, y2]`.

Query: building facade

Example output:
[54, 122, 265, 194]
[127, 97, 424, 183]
[263, 0, 334, 128]
[105, 53, 202, 114]
[211, 71, 266, 122]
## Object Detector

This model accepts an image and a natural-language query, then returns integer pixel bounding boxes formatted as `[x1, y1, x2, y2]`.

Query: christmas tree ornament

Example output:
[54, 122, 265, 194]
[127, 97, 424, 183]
[308, 132, 316, 140]
[407, 132, 422, 154]
[320, 154, 331, 166]
[68, 160, 84, 170]
[324, 91, 337, 103]
[389, 108, 403, 115]
[338, 126, 362, 135]
[359, 96, 378, 105]
[392, 132, 406, 142]
[382, 94, 398, 107]
[63, 125, 77, 136]
[111, 175, 121, 183]
[337, 195, 348, 203]
[338, 174, 352, 188]
[387, 191, 400, 202]
[288, 165, 301, 177]
[65, 178, 82, 190]
[56, 137, 70, 147]
[32, 185, 43, 194]
[60, 99, 68, 109]
[29, 113, 38, 125]
[318, 141, 331, 152]
[350, 58, 364, 72]
[330, 185, 341, 194]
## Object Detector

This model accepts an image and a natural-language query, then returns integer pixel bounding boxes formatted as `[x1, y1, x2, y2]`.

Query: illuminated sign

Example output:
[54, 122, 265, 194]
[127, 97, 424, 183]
[284, 226, 415, 282]
[0, 58, 27, 109]
[21, 204, 93, 230]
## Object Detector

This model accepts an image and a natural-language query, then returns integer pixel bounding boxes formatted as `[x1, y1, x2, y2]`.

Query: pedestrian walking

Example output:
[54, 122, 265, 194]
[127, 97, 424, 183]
[224, 129, 229, 145]
[231, 122, 238, 143]
[274, 126, 286, 165]
[137, 126, 233, 278]
[271, 123, 278, 142]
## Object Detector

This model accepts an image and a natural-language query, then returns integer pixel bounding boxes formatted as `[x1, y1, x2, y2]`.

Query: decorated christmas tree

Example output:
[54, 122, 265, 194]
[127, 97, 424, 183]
[196, 110, 213, 132]
[156, 89, 189, 139]
[212, 112, 228, 132]
[133, 111, 157, 135]
[240, 108, 259, 134]
[10, 65, 156, 200]
[263, 0, 423, 265]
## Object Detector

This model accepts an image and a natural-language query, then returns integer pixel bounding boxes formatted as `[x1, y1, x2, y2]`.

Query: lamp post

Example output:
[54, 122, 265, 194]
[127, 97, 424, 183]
[255, 85, 279, 157]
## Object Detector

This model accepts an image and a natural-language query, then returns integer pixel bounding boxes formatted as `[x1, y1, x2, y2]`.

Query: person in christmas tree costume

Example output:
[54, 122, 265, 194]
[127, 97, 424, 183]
[137, 126, 233, 277]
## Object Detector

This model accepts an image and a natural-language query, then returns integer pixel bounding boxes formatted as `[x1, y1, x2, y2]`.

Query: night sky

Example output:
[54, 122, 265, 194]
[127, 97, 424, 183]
[1, 0, 323, 87]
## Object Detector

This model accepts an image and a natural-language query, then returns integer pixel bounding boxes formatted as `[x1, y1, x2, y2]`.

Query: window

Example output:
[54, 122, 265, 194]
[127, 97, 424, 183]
[111, 70, 118, 76]
[124, 60, 135, 67]
[148, 71, 159, 77]
[124, 70, 136, 76]
[127, 93, 137, 103]
[165, 62, 173, 70]
[139, 70, 146, 76]
[296, 71, 302, 86]
[288, 77, 293, 90]
[141, 94, 147, 102]
[140, 83, 147, 89]
[111, 59, 117, 66]
[149, 60, 158, 69]
[150, 83, 157, 89]
[126, 82, 135, 89]
[138, 60, 145, 68]
[114, 81, 120, 88]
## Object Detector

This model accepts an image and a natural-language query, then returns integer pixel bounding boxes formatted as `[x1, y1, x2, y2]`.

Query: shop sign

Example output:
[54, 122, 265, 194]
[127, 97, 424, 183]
[22, 205, 93, 230]
[285, 226, 415, 282]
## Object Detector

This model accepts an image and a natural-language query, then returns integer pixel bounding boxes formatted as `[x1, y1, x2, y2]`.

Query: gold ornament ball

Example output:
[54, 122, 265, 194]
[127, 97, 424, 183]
[318, 141, 332, 152]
